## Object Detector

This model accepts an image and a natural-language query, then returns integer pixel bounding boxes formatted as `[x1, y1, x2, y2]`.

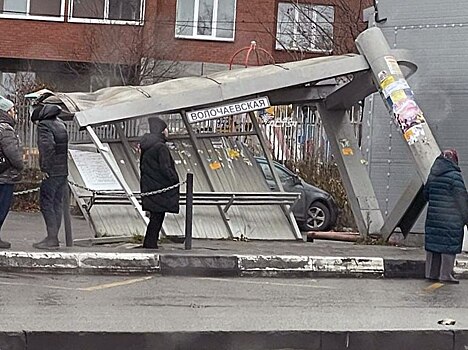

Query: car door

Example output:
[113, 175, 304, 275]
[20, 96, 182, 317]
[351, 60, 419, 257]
[273, 164, 306, 221]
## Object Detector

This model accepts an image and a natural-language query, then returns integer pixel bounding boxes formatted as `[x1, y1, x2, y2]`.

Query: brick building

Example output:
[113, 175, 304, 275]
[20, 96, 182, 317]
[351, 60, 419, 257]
[0, 0, 370, 95]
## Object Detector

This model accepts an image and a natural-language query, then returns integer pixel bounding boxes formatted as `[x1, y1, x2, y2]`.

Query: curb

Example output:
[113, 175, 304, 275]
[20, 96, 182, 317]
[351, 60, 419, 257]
[0, 251, 467, 278]
[1, 330, 467, 350]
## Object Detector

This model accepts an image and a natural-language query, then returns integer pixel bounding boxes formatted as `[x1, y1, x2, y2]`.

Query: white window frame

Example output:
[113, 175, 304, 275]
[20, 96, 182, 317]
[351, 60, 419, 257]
[0, 0, 66, 22]
[68, 0, 146, 25]
[175, 0, 237, 42]
[276, 2, 334, 53]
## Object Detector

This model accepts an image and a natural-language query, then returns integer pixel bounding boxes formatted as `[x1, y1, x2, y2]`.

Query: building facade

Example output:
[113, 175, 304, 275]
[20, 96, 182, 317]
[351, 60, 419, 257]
[0, 0, 370, 95]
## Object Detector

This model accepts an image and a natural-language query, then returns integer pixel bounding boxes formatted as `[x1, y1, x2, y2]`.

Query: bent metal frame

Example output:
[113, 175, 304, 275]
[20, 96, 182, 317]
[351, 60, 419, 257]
[58, 27, 440, 240]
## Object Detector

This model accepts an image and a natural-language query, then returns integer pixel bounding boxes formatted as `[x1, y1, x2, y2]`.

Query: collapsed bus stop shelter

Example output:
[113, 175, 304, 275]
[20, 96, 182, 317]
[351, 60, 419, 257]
[55, 27, 441, 242]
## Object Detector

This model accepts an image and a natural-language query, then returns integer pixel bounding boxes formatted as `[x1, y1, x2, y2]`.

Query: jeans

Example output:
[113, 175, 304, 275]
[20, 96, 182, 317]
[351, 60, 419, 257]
[0, 184, 14, 233]
[40, 176, 67, 240]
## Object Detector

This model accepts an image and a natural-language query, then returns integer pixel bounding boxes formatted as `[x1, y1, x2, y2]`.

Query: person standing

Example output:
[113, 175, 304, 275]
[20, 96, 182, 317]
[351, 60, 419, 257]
[31, 104, 69, 249]
[0, 96, 23, 249]
[424, 149, 468, 284]
[140, 117, 179, 249]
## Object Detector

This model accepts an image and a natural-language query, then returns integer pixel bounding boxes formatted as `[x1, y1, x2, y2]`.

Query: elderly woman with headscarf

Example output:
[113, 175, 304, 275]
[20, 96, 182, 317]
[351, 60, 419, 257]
[424, 149, 468, 284]
[139, 117, 180, 249]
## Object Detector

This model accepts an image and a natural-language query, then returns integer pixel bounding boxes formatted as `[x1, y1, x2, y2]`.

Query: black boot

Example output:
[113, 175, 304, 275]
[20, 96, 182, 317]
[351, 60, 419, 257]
[33, 237, 59, 250]
[0, 239, 11, 249]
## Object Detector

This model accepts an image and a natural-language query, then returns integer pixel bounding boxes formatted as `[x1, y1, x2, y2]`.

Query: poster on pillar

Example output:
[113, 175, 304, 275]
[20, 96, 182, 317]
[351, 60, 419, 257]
[378, 59, 427, 145]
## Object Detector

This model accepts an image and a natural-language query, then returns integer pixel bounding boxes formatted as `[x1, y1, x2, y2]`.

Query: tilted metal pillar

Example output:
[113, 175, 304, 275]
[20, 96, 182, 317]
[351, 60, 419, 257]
[317, 105, 384, 237]
[356, 27, 441, 238]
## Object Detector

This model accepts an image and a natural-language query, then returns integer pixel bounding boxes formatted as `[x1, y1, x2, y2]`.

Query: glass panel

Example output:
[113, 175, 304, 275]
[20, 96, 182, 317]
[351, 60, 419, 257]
[297, 4, 315, 51]
[275, 165, 292, 181]
[216, 0, 235, 39]
[2, 0, 27, 15]
[314, 5, 334, 51]
[276, 2, 296, 50]
[109, 0, 141, 21]
[72, 0, 105, 19]
[197, 0, 214, 36]
[30, 0, 62, 17]
[175, 0, 195, 36]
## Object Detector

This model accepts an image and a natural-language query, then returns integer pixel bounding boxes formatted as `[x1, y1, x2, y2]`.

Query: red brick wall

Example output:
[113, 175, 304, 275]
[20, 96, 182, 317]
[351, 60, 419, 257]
[0, 0, 372, 65]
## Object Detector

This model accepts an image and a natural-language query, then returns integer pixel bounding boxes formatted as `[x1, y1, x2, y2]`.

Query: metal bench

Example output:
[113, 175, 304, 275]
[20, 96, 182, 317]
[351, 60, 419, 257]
[79, 191, 301, 219]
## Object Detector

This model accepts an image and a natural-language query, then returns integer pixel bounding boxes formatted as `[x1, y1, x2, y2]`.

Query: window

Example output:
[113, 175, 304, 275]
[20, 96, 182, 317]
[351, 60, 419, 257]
[276, 2, 334, 53]
[69, 0, 144, 24]
[0, 0, 64, 20]
[0, 71, 36, 98]
[175, 0, 236, 41]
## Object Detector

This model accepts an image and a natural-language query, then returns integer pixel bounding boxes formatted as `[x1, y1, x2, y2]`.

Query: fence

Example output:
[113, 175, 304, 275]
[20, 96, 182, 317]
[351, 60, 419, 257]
[16, 103, 363, 169]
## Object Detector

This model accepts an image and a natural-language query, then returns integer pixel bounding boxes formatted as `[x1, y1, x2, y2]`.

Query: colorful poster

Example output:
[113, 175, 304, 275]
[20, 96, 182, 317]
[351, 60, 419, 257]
[384, 56, 403, 76]
[393, 98, 426, 133]
[404, 124, 426, 145]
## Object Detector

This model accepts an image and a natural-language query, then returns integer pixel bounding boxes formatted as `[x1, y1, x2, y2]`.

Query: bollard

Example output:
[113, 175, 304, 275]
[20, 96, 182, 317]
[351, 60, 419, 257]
[184, 173, 194, 250]
[63, 184, 73, 247]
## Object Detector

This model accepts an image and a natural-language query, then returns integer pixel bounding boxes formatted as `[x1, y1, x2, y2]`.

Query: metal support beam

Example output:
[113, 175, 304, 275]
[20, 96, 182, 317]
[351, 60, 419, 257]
[248, 111, 302, 240]
[317, 104, 384, 237]
[86, 126, 149, 225]
[380, 176, 423, 240]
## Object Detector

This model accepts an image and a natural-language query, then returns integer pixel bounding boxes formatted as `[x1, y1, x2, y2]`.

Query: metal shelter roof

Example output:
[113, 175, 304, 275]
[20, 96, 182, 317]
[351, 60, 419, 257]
[60, 54, 374, 127]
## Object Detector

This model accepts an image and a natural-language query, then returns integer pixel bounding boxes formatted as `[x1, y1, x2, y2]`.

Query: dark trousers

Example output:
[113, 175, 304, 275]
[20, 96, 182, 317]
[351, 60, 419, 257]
[0, 184, 14, 234]
[144, 212, 165, 248]
[40, 176, 67, 240]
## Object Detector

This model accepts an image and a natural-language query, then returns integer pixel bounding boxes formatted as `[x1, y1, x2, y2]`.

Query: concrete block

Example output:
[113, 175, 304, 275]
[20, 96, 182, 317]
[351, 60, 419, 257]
[0, 332, 26, 350]
[384, 259, 425, 278]
[77, 252, 159, 273]
[0, 251, 78, 271]
[454, 258, 468, 279]
[321, 330, 453, 350]
[160, 255, 238, 276]
[309, 256, 384, 276]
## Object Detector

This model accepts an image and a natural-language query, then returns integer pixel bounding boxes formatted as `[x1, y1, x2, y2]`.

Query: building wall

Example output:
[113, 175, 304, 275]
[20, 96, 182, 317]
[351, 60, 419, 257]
[362, 0, 468, 233]
[0, 0, 370, 66]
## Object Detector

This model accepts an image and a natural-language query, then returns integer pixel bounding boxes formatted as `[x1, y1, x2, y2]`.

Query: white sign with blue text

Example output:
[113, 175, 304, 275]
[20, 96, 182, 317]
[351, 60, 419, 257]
[187, 97, 270, 123]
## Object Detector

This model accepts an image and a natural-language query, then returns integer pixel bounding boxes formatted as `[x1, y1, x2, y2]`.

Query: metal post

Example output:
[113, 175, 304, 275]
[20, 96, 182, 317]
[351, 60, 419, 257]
[184, 172, 194, 250]
[86, 126, 149, 225]
[63, 183, 73, 247]
[317, 105, 384, 237]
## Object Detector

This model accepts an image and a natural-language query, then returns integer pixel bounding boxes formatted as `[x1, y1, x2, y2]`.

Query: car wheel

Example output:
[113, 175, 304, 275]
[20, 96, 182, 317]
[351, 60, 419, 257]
[303, 202, 331, 231]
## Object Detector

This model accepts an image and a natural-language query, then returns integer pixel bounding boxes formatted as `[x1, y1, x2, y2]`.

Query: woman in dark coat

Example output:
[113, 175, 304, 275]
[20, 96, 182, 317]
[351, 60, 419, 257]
[424, 149, 468, 283]
[140, 117, 179, 249]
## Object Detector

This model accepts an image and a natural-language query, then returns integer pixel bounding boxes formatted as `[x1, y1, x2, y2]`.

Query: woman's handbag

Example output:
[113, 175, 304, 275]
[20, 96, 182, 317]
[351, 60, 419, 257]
[0, 154, 10, 174]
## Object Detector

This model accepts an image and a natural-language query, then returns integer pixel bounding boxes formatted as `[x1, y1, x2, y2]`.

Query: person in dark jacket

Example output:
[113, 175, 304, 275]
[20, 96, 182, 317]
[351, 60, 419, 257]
[424, 149, 468, 284]
[0, 96, 23, 249]
[31, 104, 69, 249]
[140, 117, 179, 249]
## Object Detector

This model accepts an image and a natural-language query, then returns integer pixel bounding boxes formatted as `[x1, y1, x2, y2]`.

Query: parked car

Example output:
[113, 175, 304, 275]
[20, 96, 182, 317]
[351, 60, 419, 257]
[255, 157, 338, 231]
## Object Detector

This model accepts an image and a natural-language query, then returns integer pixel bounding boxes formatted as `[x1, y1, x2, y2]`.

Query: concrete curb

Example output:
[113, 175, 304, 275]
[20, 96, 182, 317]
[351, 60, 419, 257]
[1, 330, 467, 350]
[0, 251, 467, 278]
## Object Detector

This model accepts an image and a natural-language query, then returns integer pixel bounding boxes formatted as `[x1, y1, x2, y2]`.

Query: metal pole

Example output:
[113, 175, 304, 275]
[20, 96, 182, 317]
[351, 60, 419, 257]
[63, 184, 73, 247]
[355, 27, 441, 181]
[184, 172, 193, 250]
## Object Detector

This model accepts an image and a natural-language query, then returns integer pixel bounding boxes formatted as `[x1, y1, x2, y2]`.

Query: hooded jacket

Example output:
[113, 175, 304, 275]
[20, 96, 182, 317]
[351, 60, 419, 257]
[0, 110, 23, 184]
[139, 121, 179, 214]
[424, 155, 468, 254]
[35, 105, 68, 177]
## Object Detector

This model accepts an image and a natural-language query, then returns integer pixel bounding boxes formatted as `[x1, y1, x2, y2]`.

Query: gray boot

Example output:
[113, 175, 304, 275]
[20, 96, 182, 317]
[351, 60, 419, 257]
[439, 253, 459, 284]
[425, 251, 441, 281]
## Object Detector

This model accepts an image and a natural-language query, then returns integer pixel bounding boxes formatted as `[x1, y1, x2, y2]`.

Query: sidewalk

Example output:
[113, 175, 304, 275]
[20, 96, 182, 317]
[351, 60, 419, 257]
[1, 211, 467, 278]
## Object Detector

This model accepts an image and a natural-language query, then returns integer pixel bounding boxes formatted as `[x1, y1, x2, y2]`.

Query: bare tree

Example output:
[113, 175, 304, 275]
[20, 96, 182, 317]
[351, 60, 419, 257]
[67, 23, 183, 90]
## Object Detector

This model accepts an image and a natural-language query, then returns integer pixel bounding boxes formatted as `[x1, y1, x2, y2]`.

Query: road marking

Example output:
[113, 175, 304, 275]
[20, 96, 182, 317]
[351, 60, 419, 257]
[79, 276, 153, 291]
[202, 277, 336, 290]
[0, 280, 77, 291]
[423, 282, 444, 292]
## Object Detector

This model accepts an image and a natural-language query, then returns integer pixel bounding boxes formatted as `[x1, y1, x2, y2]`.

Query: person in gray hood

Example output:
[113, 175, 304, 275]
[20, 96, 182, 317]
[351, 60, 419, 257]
[0, 96, 23, 249]
[31, 104, 69, 249]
